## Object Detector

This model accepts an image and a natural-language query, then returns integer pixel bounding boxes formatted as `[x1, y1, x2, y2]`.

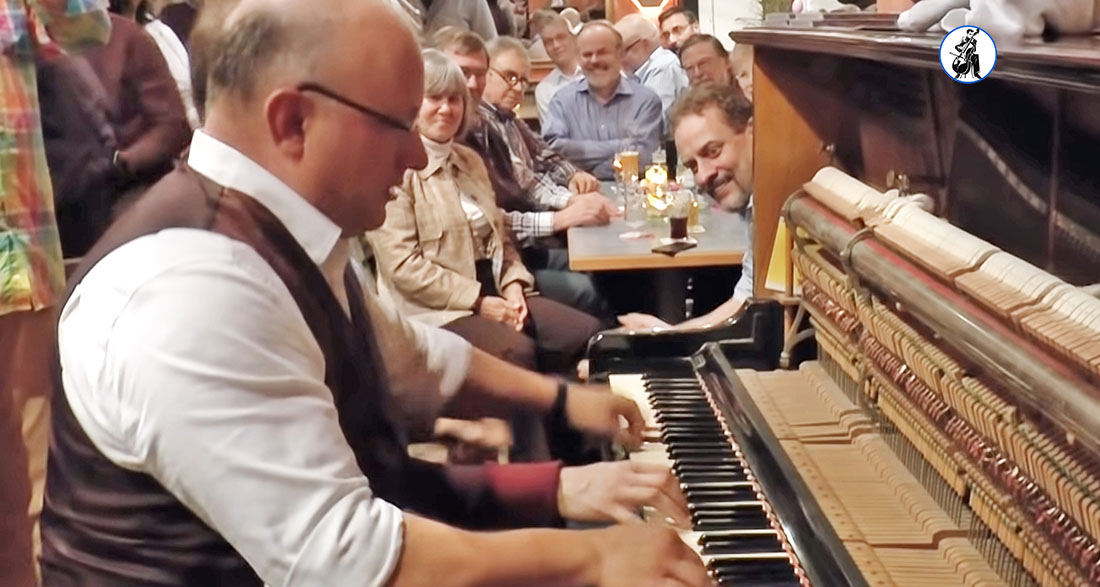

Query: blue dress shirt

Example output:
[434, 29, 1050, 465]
[542, 76, 663, 180]
[634, 47, 689, 117]
[733, 197, 754, 303]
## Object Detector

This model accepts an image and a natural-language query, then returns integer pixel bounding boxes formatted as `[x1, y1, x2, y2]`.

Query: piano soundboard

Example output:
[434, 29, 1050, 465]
[596, 167, 1100, 586]
[612, 362, 1002, 586]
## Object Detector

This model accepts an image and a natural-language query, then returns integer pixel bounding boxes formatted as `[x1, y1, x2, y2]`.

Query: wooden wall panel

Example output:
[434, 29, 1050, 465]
[751, 49, 842, 298]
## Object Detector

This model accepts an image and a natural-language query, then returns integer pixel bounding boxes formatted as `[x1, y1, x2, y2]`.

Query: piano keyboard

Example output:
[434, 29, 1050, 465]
[613, 362, 1007, 586]
[611, 372, 809, 586]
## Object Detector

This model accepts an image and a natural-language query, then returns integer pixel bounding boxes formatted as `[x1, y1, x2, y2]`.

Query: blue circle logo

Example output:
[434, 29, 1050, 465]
[939, 26, 997, 83]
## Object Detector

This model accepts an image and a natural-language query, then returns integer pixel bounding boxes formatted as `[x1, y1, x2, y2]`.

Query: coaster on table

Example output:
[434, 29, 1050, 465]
[620, 231, 653, 240]
[659, 237, 698, 246]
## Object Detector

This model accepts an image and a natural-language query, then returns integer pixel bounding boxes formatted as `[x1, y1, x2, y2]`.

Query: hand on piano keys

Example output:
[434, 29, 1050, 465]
[561, 384, 646, 451]
[585, 523, 715, 587]
[611, 374, 809, 586]
[558, 460, 691, 528]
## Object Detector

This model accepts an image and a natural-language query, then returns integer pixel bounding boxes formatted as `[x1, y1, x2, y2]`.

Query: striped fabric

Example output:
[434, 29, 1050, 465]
[0, 0, 109, 314]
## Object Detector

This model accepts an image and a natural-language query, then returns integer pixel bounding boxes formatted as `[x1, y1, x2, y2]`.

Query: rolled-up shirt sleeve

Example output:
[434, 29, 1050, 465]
[357, 262, 473, 430]
[59, 231, 405, 587]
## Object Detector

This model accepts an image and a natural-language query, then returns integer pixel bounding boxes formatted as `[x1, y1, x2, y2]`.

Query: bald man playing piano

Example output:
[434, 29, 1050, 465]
[38, 0, 711, 586]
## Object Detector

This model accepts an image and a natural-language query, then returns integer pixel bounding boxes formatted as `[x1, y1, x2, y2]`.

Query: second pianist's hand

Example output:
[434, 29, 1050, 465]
[557, 460, 691, 528]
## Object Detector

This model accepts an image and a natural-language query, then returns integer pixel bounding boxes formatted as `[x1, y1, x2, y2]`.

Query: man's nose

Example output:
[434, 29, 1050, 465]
[697, 161, 718, 186]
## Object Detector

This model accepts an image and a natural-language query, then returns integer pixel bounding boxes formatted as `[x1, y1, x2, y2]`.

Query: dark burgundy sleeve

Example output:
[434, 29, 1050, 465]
[400, 459, 564, 530]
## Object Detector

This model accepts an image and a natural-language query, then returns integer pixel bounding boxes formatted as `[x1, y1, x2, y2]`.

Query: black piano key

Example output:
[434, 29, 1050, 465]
[669, 447, 736, 457]
[700, 534, 783, 555]
[659, 417, 724, 426]
[671, 451, 737, 460]
[662, 431, 725, 439]
[689, 501, 766, 514]
[678, 473, 749, 485]
[642, 380, 699, 389]
[675, 466, 747, 477]
[715, 569, 800, 587]
[673, 457, 743, 467]
[682, 481, 754, 490]
[645, 385, 702, 392]
[662, 441, 733, 449]
[692, 511, 770, 530]
[650, 405, 712, 413]
[710, 559, 799, 585]
[687, 489, 758, 503]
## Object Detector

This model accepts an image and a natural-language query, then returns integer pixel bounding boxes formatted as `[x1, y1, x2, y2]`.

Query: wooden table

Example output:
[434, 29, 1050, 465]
[567, 205, 750, 322]
[566, 207, 750, 272]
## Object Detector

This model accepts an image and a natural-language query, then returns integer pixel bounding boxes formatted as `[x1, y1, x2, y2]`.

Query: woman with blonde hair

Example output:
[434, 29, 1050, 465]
[368, 49, 599, 376]
[369, 49, 601, 461]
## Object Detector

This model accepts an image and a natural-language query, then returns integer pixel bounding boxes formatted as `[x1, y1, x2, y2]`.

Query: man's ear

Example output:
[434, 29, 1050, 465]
[265, 90, 309, 160]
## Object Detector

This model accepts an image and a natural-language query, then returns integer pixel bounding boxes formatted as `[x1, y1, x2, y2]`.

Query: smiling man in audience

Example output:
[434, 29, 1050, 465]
[543, 21, 663, 180]
[619, 84, 755, 331]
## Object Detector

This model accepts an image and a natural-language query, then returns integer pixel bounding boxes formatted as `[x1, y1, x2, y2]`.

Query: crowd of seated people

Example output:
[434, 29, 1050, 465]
[2, 0, 756, 584]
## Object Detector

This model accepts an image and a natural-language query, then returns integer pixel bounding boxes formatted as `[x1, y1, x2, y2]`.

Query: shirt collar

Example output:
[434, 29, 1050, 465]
[186, 130, 343, 267]
[415, 135, 475, 179]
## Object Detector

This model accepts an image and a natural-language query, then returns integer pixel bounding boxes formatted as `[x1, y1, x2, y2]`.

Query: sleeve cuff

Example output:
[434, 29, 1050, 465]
[452, 280, 483, 311]
[483, 461, 564, 527]
[535, 211, 556, 237]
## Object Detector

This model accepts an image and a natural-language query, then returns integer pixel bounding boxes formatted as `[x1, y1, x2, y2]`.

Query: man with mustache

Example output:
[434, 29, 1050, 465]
[679, 34, 734, 88]
[543, 21, 663, 181]
[618, 84, 755, 331]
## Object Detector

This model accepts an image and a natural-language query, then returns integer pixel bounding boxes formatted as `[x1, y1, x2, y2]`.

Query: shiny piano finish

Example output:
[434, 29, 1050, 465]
[587, 301, 784, 377]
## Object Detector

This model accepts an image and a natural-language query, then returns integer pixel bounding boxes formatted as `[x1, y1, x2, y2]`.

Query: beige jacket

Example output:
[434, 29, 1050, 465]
[367, 143, 534, 328]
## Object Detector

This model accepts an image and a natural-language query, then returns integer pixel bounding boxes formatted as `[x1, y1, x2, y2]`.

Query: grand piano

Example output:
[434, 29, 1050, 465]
[589, 23, 1100, 587]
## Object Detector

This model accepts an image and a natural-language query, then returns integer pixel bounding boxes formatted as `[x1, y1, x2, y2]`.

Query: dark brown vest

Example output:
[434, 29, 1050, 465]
[39, 166, 410, 585]
[41, 165, 563, 586]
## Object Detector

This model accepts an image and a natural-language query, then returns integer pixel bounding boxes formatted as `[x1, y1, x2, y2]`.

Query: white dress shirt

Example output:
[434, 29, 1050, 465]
[58, 130, 473, 587]
[535, 64, 583, 126]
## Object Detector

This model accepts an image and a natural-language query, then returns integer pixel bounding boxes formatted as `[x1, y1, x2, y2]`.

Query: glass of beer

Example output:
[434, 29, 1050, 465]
[618, 150, 640, 184]
[667, 189, 691, 241]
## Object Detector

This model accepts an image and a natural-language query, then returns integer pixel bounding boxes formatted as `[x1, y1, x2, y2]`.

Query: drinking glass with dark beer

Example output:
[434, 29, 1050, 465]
[667, 189, 691, 240]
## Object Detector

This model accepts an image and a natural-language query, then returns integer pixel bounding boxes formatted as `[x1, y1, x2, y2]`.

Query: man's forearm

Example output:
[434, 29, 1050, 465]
[390, 515, 596, 587]
[675, 297, 746, 330]
[445, 348, 559, 418]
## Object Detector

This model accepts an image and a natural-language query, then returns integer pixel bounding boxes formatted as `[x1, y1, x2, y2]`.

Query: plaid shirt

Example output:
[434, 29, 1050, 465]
[0, 0, 109, 314]
[477, 101, 578, 242]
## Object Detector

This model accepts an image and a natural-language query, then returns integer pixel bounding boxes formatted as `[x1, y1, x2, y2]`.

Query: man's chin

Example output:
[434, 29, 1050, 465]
[716, 187, 750, 212]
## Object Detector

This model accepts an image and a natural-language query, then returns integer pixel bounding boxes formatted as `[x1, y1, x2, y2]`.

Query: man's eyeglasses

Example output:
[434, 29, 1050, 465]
[297, 82, 415, 132]
[490, 68, 529, 89]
